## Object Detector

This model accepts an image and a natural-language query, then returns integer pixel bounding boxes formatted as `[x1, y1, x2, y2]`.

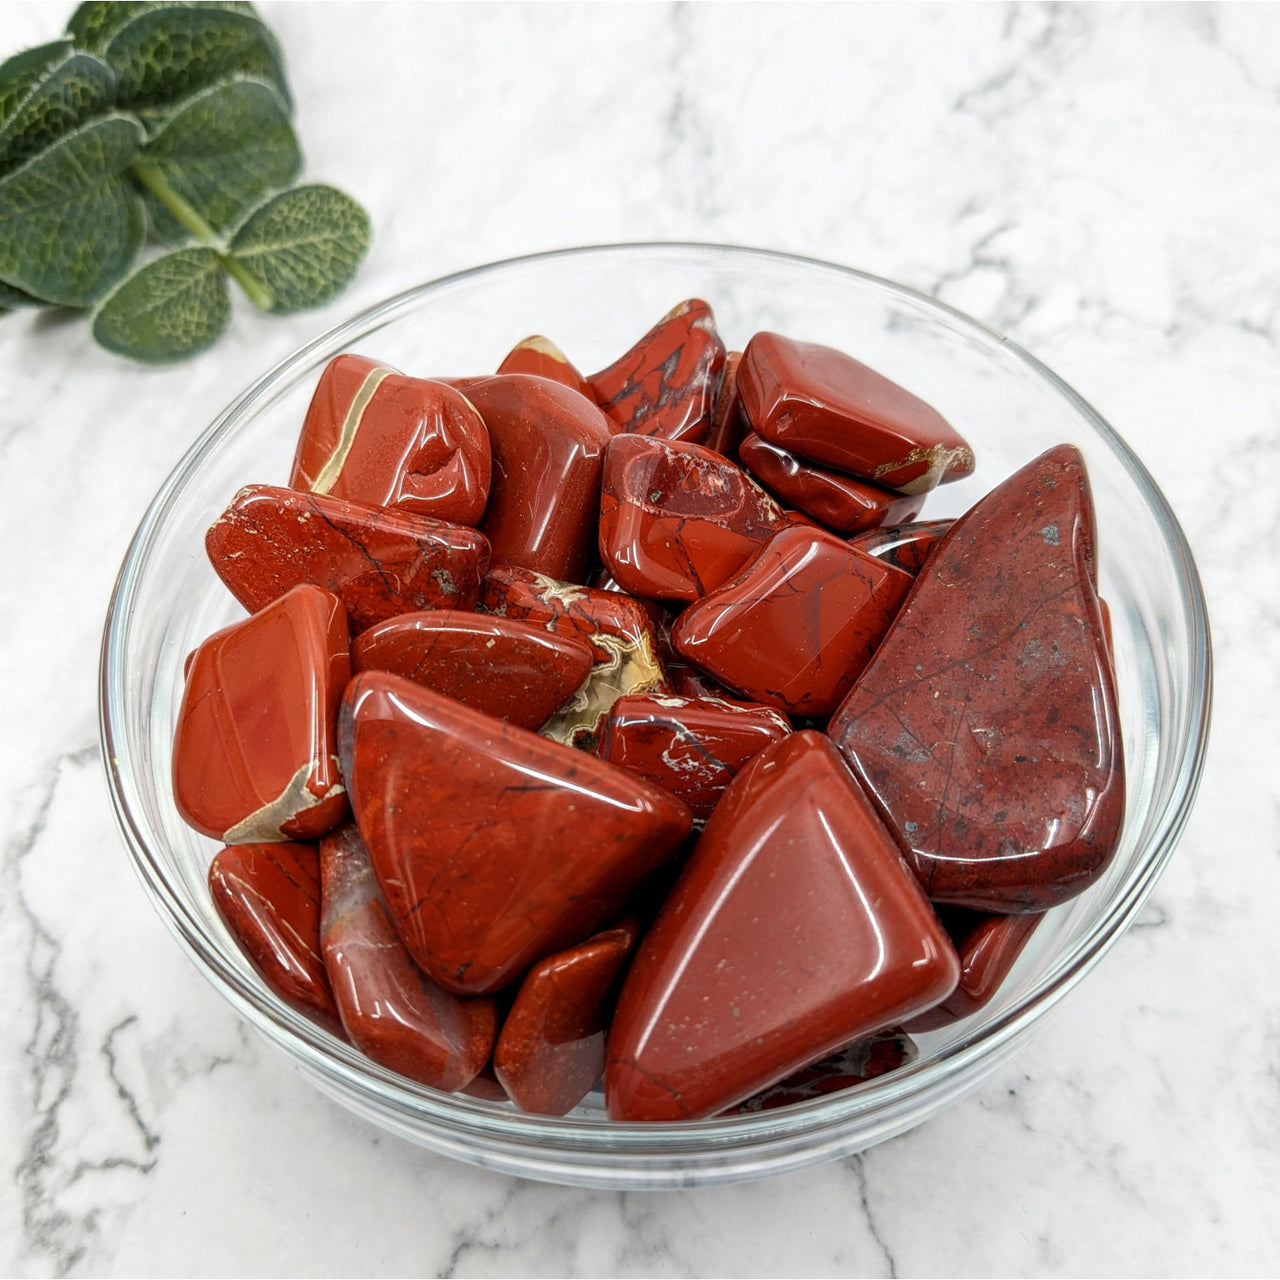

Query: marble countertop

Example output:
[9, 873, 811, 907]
[2, 2, 1277, 1275]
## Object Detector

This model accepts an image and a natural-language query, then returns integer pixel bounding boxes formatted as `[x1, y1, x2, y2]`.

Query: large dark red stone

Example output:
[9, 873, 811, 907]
[290, 354, 491, 525]
[598, 434, 790, 602]
[589, 299, 726, 443]
[341, 671, 692, 994]
[671, 526, 914, 717]
[206, 484, 490, 631]
[829, 445, 1124, 912]
[738, 333, 975, 493]
[847, 519, 955, 576]
[497, 335, 595, 401]
[173, 584, 349, 842]
[605, 732, 959, 1121]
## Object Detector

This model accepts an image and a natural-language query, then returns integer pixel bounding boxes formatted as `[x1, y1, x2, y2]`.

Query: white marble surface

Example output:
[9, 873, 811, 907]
[0, 1, 1276, 1274]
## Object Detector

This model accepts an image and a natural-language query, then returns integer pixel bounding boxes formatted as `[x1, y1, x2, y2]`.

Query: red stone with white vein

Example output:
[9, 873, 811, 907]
[497, 335, 595, 400]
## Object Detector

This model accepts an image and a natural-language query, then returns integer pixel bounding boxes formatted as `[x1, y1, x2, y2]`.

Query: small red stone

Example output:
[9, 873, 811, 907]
[589, 299, 727, 443]
[497, 335, 595, 401]
[738, 332, 975, 493]
[671, 526, 914, 717]
[206, 484, 490, 631]
[290, 354, 491, 525]
[341, 671, 692, 994]
[605, 732, 959, 1121]
[598, 434, 790, 602]
[173, 584, 349, 842]
[704, 350, 745, 458]
[351, 609, 594, 731]
[847, 519, 955, 576]
[493, 920, 640, 1115]
[319, 824, 496, 1090]
[208, 842, 344, 1038]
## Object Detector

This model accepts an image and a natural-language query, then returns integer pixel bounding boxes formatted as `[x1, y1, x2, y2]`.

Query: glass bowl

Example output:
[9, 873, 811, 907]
[99, 243, 1212, 1188]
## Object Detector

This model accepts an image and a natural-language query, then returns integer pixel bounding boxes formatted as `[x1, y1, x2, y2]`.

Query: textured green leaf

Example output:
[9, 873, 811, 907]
[0, 113, 145, 306]
[92, 245, 229, 361]
[67, 2, 257, 55]
[0, 39, 74, 125]
[0, 278, 47, 308]
[229, 185, 370, 313]
[0, 50, 116, 176]
[138, 78, 299, 243]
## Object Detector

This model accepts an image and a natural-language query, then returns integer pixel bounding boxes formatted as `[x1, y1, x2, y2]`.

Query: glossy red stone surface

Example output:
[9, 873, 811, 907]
[493, 920, 639, 1116]
[206, 484, 490, 631]
[829, 445, 1125, 912]
[341, 672, 692, 994]
[671, 526, 915, 717]
[598, 694, 791, 824]
[738, 432, 924, 534]
[703, 349, 744, 458]
[174, 584, 349, 842]
[847, 518, 955, 576]
[208, 842, 343, 1037]
[738, 332, 975, 494]
[290, 354, 491, 525]
[589, 299, 727, 443]
[462, 373, 617, 582]
[497, 335, 595, 400]
[598, 434, 790, 602]
[319, 824, 495, 1090]
[605, 732, 959, 1121]
[351, 609, 594, 730]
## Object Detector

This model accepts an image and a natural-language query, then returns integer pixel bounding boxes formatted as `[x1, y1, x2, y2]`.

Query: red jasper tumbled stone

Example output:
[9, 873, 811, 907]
[605, 732, 959, 1121]
[589, 299, 726, 443]
[847, 518, 955, 576]
[829, 445, 1124, 912]
[174, 583, 349, 843]
[493, 920, 639, 1116]
[206, 484, 490, 631]
[497, 335, 595, 400]
[738, 332, 975, 494]
[341, 671, 692, 995]
[598, 434, 791, 602]
[704, 349, 745, 458]
[290, 354, 491, 525]
[351, 609, 594, 731]
[671, 526, 914, 718]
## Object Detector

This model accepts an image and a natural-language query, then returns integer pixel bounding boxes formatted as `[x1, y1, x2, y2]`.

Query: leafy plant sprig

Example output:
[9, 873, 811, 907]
[0, 2, 371, 362]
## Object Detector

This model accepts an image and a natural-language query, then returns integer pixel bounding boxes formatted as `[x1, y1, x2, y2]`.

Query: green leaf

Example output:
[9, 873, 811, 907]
[0, 39, 74, 125]
[0, 113, 145, 306]
[138, 78, 300, 243]
[229, 184, 370, 313]
[67, 2, 257, 55]
[0, 278, 48, 308]
[92, 246, 230, 361]
[0, 50, 116, 176]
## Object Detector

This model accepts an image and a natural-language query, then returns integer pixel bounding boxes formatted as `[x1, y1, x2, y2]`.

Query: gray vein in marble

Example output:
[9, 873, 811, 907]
[848, 1155, 896, 1279]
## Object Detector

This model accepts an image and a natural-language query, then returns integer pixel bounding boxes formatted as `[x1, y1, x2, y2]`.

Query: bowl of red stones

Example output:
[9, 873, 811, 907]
[101, 243, 1211, 1187]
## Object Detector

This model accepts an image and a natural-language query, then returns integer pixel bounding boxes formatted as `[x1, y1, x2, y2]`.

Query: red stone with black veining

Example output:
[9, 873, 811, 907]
[704, 350, 745, 458]
[829, 445, 1124, 912]
[497, 335, 595, 401]
[847, 519, 955, 576]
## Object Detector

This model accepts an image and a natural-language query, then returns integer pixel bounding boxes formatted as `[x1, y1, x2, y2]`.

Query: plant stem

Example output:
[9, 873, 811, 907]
[128, 160, 276, 312]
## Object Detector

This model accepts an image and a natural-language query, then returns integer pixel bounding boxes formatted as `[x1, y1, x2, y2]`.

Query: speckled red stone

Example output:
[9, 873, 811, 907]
[704, 350, 745, 458]
[493, 920, 639, 1115]
[497, 335, 595, 401]
[829, 445, 1124, 912]
[847, 519, 955, 576]
[206, 484, 490, 631]
[671, 526, 914, 717]
[319, 824, 495, 1090]
[341, 671, 692, 995]
[173, 583, 349, 842]
[208, 841, 344, 1037]
[738, 332, 975, 493]
[290, 354, 491, 525]
[589, 299, 727, 443]
[598, 434, 790, 602]
[605, 732, 959, 1121]
[351, 609, 594, 730]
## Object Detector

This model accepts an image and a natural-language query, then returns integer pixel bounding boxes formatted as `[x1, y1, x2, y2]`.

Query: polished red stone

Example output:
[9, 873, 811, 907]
[598, 434, 790, 602]
[341, 672, 692, 994]
[738, 332, 975, 494]
[847, 518, 955, 576]
[904, 908, 1044, 1031]
[829, 445, 1124, 912]
[704, 349, 744, 458]
[738, 433, 924, 534]
[598, 694, 791, 824]
[671, 526, 915, 717]
[589, 299, 727, 443]
[174, 584, 349, 842]
[206, 484, 490, 631]
[352, 609, 594, 730]
[493, 920, 639, 1115]
[208, 842, 343, 1037]
[290, 354, 491, 525]
[319, 824, 495, 1090]
[497, 335, 595, 400]
[605, 732, 959, 1120]
[461, 373, 617, 582]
